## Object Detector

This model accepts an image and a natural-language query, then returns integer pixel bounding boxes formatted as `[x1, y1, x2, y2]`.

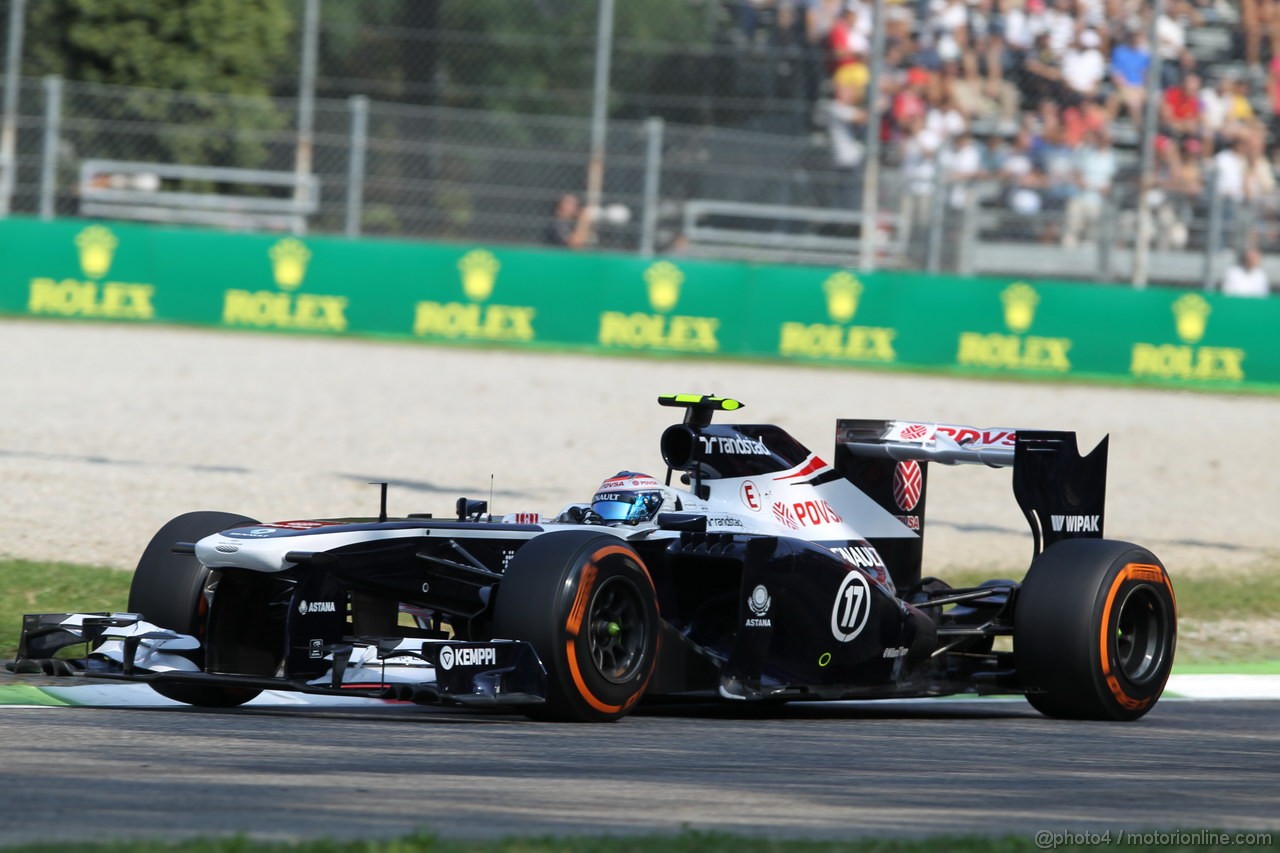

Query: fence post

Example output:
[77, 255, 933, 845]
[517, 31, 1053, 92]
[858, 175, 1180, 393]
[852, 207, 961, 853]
[640, 116, 664, 257]
[858, 0, 886, 272]
[1097, 191, 1115, 280]
[37, 74, 60, 220]
[957, 184, 979, 276]
[926, 149, 946, 273]
[1130, 0, 1164, 288]
[586, 0, 615, 224]
[1201, 162, 1223, 292]
[0, 0, 27, 216]
[294, 0, 319, 225]
[344, 95, 368, 238]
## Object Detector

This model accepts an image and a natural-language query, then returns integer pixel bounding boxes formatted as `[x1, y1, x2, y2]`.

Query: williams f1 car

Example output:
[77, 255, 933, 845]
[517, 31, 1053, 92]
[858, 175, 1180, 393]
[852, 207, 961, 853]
[10, 394, 1177, 722]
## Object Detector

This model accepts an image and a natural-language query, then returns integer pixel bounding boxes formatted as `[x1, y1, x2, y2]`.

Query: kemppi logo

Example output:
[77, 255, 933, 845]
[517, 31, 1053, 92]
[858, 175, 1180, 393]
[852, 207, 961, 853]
[437, 645, 497, 670]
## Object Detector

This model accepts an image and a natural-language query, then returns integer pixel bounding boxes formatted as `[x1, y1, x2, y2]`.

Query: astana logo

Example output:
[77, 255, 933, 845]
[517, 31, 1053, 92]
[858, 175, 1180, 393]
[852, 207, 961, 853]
[823, 271, 862, 323]
[457, 249, 500, 302]
[1171, 294, 1211, 344]
[1000, 282, 1039, 333]
[269, 238, 311, 290]
[75, 226, 118, 279]
[644, 261, 684, 313]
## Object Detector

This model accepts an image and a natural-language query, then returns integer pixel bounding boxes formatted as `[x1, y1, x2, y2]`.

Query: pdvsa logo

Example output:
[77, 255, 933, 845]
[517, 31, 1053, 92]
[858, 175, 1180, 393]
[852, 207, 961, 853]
[413, 249, 537, 342]
[27, 225, 156, 321]
[222, 238, 349, 333]
[597, 261, 720, 353]
[955, 282, 1072, 372]
[778, 271, 897, 363]
[1130, 294, 1245, 382]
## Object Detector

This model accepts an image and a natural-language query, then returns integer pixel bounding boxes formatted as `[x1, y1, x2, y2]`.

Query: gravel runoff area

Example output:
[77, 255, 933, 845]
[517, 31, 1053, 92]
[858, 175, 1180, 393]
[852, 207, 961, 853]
[2, 317, 1278, 578]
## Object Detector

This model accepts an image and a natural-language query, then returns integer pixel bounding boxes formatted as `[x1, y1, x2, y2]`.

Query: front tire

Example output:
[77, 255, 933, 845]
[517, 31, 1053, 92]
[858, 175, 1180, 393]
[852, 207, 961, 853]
[491, 532, 659, 722]
[1014, 539, 1176, 721]
[128, 511, 263, 707]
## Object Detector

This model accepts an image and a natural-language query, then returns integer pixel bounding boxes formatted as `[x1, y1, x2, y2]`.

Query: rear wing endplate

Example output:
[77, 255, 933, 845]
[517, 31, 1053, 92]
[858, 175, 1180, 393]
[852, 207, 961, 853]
[836, 419, 1108, 560]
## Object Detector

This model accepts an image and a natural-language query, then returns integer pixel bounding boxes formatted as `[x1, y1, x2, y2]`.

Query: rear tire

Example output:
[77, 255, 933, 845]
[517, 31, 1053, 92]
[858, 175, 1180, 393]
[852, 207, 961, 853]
[128, 511, 263, 707]
[1014, 539, 1176, 721]
[491, 531, 659, 722]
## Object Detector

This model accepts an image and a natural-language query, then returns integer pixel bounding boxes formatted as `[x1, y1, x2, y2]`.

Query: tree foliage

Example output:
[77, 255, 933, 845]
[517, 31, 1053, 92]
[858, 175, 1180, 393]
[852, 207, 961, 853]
[23, 0, 296, 168]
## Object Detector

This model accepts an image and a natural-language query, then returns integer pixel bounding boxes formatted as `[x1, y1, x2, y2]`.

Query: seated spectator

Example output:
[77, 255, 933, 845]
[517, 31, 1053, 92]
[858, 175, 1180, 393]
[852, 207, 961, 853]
[1161, 73, 1203, 141]
[891, 67, 931, 138]
[1061, 29, 1106, 107]
[1221, 247, 1271, 296]
[947, 58, 1020, 128]
[1000, 128, 1047, 240]
[1144, 136, 1201, 250]
[941, 130, 985, 209]
[1109, 29, 1150, 122]
[925, 91, 969, 140]
[1062, 129, 1116, 248]
[829, 5, 869, 74]
[1021, 32, 1067, 108]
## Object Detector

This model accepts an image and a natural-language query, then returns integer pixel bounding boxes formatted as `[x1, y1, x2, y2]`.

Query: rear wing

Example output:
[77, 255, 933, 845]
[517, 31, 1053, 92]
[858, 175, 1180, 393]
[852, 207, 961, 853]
[835, 419, 1108, 588]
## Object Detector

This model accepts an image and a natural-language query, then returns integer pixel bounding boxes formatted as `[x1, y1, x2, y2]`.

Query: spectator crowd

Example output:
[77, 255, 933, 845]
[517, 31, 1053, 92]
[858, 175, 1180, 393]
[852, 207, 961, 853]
[727, 0, 1280, 264]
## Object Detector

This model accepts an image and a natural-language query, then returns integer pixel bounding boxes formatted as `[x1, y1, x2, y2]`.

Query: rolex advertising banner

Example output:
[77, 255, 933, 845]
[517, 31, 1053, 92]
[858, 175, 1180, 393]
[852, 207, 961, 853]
[0, 217, 1275, 391]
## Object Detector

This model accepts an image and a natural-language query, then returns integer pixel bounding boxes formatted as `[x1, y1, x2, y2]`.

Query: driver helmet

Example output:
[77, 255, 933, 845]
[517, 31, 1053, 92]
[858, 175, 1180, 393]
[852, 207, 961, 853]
[591, 471, 669, 525]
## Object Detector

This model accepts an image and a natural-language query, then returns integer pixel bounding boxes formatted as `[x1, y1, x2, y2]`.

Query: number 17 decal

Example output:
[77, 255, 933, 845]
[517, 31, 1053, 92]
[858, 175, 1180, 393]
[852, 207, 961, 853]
[831, 572, 872, 642]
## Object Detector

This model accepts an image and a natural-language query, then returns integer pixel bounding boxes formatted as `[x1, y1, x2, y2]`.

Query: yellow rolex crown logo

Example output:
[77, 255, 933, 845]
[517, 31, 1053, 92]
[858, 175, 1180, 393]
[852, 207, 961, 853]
[644, 261, 684, 313]
[269, 238, 311, 290]
[1171, 293, 1211, 344]
[75, 225, 118, 280]
[1000, 282, 1039, 333]
[457, 249, 500, 302]
[823, 271, 863, 323]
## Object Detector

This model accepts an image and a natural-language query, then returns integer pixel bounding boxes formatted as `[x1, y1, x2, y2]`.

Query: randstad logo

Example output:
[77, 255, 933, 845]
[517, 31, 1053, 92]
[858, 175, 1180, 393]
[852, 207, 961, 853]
[598, 261, 719, 352]
[1131, 294, 1244, 382]
[27, 225, 156, 321]
[222, 238, 348, 333]
[777, 271, 896, 363]
[956, 282, 1071, 373]
[412, 249, 536, 342]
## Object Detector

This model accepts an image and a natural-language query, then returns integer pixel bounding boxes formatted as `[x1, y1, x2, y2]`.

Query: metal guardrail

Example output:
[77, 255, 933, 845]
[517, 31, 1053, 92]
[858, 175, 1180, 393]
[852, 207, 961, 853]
[681, 199, 907, 267]
[78, 160, 319, 234]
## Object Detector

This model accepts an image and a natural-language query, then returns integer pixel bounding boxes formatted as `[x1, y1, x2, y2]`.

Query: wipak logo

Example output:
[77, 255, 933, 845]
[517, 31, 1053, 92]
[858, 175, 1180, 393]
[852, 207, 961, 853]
[1050, 514, 1100, 533]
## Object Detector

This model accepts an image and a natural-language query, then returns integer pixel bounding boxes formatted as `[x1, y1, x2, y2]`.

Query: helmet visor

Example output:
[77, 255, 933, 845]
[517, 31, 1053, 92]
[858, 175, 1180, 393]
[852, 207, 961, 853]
[591, 491, 664, 523]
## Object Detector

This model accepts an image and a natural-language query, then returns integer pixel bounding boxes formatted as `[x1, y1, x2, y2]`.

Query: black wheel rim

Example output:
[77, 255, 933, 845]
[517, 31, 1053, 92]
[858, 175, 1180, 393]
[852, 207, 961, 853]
[1114, 584, 1170, 685]
[587, 575, 648, 684]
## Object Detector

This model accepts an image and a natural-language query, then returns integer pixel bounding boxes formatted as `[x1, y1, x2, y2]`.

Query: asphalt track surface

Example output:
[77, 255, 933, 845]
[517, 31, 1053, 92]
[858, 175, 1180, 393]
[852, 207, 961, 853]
[0, 698, 1277, 846]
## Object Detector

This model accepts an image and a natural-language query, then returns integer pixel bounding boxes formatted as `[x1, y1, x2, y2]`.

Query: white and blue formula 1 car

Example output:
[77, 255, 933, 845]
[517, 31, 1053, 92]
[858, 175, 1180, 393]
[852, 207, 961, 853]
[11, 394, 1176, 722]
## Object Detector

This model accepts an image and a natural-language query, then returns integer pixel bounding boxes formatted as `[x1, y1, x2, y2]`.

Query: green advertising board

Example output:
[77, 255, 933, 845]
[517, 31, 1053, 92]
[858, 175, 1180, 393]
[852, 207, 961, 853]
[0, 216, 1274, 391]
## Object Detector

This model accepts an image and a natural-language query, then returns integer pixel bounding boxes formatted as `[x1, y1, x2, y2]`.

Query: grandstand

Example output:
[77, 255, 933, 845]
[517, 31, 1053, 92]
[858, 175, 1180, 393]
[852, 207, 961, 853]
[0, 0, 1275, 289]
